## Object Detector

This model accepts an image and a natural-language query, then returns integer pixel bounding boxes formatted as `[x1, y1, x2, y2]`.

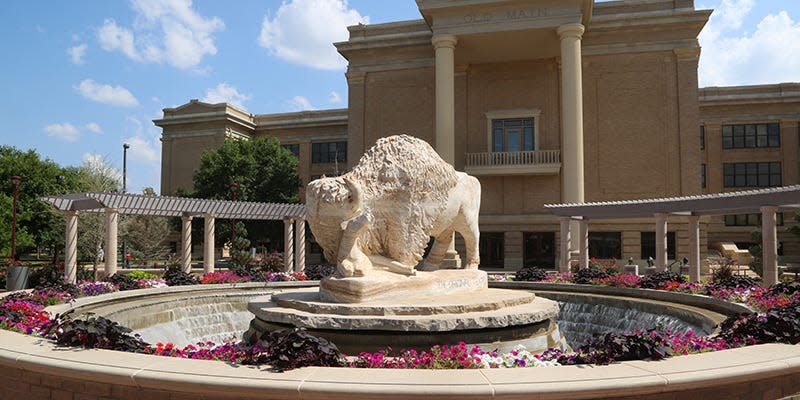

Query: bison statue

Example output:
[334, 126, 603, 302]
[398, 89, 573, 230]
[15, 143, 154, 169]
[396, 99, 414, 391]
[305, 134, 481, 278]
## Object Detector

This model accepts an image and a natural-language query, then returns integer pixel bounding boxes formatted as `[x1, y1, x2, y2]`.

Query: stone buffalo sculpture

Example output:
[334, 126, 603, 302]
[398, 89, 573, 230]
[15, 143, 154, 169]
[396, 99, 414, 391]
[306, 134, 481, 278]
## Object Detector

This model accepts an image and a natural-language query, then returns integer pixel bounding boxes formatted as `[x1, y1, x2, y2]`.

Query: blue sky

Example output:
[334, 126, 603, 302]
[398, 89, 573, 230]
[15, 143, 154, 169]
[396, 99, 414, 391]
[0, 0, 798, 194]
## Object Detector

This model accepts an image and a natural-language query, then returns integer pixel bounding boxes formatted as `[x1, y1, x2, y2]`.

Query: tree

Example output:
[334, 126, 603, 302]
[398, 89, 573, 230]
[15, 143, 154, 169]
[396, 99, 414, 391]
[0, 146, 83, 260]
[75, 155, 121, 266]
[189, 137, 301, 245]
[121, 188, 171, 267]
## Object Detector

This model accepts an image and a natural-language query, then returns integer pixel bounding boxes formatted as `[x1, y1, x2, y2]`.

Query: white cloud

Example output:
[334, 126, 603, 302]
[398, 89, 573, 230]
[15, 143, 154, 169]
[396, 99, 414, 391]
[125, 135, 159, 163]
[97, 1, 224, 69]
[75, 79, 139, 107]
[44, 123, 80, 141]
[85, 122, 103, 134]
[287, 95, 315, 111]
[699, 3, 800, 86]
[202, 83, 251, 109]
[328, 90, 342, 104]
[258, 0, 368, 70]
[68, 43, 88, 64]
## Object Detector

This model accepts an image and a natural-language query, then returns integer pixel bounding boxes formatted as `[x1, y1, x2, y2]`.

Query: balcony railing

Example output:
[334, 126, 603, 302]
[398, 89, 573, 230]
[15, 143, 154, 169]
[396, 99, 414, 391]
[464, 150, 561, 176]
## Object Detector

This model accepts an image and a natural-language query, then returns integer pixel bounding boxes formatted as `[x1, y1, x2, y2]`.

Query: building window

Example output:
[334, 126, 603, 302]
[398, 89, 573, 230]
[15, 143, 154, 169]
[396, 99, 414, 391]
[701, 163, 706, 189]
[282, 144, 300, 158]
[523, 232, 555, 268]
[311, 141, 347, 164]
[724, 213, 784, 227]
[722, 123, 780, 149]
[723, 162, 781, 188]
[588, 232, 621, 259]
[640, 232, 676, 260]
[484, 109, 540, 153]
[479, 232, 505, 268]
[492, 118, 534, 152]
[700, 126, 705, 150]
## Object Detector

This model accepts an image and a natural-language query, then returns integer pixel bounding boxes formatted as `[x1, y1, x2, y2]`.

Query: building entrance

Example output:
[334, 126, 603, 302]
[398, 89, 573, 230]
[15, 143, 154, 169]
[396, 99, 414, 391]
[523, 232, 555, 269]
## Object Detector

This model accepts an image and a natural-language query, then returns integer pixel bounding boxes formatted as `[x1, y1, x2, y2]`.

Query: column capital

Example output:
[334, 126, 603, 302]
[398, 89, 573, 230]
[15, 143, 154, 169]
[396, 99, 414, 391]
[104, 207, 118, 213]
[432, 34, 457, 50]
[557, 23, 585, 40]
[346, 70, 366, 85]
[203, 212, 215, 219]
[181, 214, 193, 222]
[673, 47, 701, 62]
[760, 205, 779, 213]
[654, 212, 669, 219]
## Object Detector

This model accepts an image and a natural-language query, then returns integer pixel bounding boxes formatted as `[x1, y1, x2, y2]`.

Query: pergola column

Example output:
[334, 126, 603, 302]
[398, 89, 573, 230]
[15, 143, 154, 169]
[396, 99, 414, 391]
[284, 218, 294, 272]
[64, 210, 78, 284]
[181, 215, 193, 273]
[558, 217, 572, 272]
[761, 206, 779, 286]
[578, 219, 589, 269]
[104, 208, 119, 278]
[203, 213, 215, 274]
[687, 215, 701, 282]
[655, 213, 668, 271]
[557, 23, 586, 256]
[295, 219, 306, 272]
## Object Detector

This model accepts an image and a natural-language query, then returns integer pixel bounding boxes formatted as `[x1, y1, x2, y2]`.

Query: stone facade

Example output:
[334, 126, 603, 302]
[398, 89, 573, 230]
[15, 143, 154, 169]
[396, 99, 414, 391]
[154, 0, 800, 270]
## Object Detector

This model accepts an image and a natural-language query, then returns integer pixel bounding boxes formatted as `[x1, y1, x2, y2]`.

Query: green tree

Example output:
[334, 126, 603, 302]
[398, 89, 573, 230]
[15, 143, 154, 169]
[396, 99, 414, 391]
[189, 137, 300, 246]
[75, 155, 121, 266]
[0, 146, 82, 260]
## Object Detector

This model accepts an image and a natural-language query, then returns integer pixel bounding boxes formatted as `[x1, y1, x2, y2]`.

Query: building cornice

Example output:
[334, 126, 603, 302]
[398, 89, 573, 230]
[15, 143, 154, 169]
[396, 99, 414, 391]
[254, 109, 349, 130]
[699, 83, 800, 107]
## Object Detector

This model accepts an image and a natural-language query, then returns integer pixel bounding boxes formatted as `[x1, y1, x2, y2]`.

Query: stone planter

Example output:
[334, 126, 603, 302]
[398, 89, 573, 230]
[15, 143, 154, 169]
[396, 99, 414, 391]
[5, 265, 29, 291]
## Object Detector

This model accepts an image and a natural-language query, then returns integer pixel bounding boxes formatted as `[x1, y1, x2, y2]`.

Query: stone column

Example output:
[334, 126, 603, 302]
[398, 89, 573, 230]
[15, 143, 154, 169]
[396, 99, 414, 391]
[203, 213, 215, 274]
[104, 208, 118, 278]
[674, 47, 702, 194]
[65, 211, 79, 284]
[557, 23, 586, 256]
[761, 206, 779, 286]
[559, 217, 572, 272]
[295, 219, 306, 272]
[346, 71, 367, 168]
[655, 213, 668, 271]
[578, 219, 589, 269]
[284, 218, 294, 273]
[181, 215, 193, 273]
[687, 215, 701, 282]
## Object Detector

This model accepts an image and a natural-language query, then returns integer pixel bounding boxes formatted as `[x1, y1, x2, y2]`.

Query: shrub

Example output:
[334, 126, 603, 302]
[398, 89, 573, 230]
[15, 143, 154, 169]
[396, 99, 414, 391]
[253, 252, 284, 273]
[163, 265, 198, 286]
[716, 302, 800, 346]
[127, 270, 159, 280]
[256, 327, 344, 371]
[43, 311, 150, 352]
[304, 264, 336, 280]
[563, 329, 672, 365]
[710, 275, 759, 290]
[571, 267, 609, 284]
[28, 263, 67, 288]
[593, 274, 641, 288]
[514, 267, 548, 282]
[77, 281, 117, 296]
[638, 271, 686, 289]
[104, 273, 139, 291]
[770, 281, 800, 296]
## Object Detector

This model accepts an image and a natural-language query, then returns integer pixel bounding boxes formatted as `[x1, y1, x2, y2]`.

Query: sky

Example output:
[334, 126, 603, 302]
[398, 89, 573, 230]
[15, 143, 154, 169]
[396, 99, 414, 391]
[0, 0, 798, 194]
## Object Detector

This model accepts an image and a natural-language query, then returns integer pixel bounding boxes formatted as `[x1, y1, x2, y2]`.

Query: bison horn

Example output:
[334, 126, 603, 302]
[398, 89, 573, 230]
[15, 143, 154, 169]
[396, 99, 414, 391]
[344, 177, 362, 210]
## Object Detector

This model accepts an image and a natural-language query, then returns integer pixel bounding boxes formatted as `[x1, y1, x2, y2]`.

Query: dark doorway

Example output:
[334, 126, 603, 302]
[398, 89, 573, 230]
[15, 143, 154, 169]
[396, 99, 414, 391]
[479, 232, 504, 268]
[523, 232, 555, 268]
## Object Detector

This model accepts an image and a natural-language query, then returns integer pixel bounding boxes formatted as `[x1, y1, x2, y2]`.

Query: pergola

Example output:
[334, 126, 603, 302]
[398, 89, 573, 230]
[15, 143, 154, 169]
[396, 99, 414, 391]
[41, 192, 307, 283]
[544, 185, 800, 285]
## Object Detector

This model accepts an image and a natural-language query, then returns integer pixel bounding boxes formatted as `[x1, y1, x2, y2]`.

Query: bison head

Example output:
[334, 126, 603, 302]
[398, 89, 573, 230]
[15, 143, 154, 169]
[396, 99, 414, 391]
[305, 176, 364, 265]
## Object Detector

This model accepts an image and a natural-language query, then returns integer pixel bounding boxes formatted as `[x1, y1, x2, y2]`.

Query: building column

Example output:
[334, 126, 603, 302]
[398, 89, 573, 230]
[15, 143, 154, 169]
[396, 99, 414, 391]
[104, 208, 118, 278]
[655, 213, 668, 271]
[557, 23, 586, 256]
[65, 210, 78, 284]
[346, 71, 367, 168]
[559, 217, 572, 272]
[284, 218, 294, 272]
[203, 213, 215, 274]
[687, 215, 701, 282]
[578, 219, 589, 269]
[433, 34, 461, 269]
[181, 215, 193, 273]
[761, 206, 779, 286]
[295, 219, 306, 272]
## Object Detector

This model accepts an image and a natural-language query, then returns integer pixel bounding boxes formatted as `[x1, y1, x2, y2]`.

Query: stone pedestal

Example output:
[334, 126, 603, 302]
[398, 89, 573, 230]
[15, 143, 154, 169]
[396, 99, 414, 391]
[622, 264, 639, 275]
[320, 269, 487, 303]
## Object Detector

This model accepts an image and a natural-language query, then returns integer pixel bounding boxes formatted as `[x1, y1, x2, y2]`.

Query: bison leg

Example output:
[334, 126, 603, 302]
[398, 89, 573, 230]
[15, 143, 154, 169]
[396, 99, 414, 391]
[422, 230, 453, 270]
[457, 222, 480, 269]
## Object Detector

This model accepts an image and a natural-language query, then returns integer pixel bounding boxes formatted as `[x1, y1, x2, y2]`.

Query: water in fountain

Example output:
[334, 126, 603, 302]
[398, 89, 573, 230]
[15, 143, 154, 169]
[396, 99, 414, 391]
[135, 303, 254, 347]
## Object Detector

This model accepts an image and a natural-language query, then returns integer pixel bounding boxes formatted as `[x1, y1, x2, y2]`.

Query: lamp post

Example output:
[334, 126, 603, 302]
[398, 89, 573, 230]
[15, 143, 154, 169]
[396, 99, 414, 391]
[10, 176, 22, 263]
[229, 181, 239, 241]
[122, 143, 129, 268]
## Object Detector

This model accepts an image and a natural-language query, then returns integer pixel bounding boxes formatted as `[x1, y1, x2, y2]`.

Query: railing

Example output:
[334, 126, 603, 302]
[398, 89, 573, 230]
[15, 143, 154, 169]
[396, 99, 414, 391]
[465, 150, 561, 167]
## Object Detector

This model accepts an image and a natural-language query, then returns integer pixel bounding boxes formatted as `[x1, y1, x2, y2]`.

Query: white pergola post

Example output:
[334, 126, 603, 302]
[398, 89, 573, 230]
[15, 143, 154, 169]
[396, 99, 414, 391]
[558, 217, 572, 272]
[687, 215, 701, 282]
[761, 206, 779, 286]
[578, 219, 589, 269]
[295, 218, 306, 272]
[181, 214, 193, 273]
[284, 218, 294, 272]
[104, 208, 119, 278]
[655, 213, 668, 271]
[203, 213, 215, 274]
[64, 210, 78, 284]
